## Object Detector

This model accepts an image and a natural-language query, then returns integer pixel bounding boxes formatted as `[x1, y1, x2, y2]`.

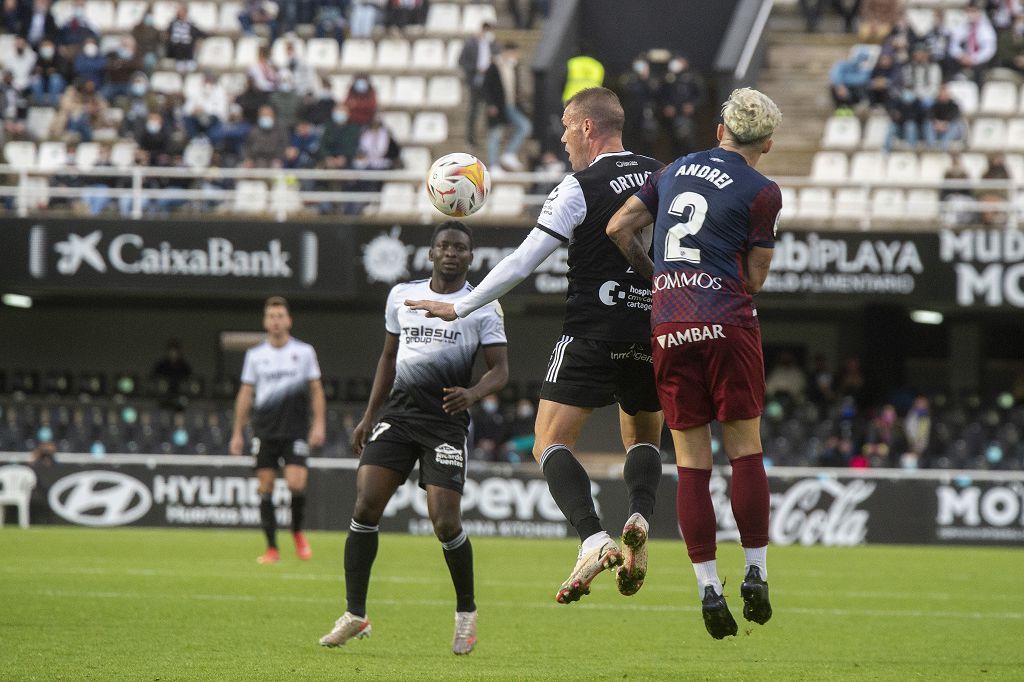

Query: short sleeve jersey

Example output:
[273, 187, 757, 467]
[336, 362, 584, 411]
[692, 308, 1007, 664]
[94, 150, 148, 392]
[241, 338, 322, 440]
[381, 279, 507, 429]
[537, 151, 665, 343]
[635, 148, 782, 329]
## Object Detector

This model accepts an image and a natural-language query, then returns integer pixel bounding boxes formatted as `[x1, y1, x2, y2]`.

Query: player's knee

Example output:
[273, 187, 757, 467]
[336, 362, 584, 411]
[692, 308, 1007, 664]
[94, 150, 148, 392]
[352, 496, 385, 525]
[431, 515, 462, 543]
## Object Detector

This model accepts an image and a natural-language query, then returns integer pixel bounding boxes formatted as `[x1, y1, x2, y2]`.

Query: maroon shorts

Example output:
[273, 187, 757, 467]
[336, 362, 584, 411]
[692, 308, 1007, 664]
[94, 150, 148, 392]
[652, 322, 765, 430]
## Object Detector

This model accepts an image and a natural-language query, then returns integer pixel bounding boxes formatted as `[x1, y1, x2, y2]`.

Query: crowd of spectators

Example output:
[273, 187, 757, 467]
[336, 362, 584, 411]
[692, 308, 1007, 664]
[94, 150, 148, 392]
[827, 1, 1023, 154]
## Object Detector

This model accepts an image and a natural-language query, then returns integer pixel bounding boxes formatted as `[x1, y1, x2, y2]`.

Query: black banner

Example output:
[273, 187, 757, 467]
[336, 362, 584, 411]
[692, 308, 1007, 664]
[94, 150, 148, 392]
[2, 220, 1023, 308]
[10, 457, 1023, 546]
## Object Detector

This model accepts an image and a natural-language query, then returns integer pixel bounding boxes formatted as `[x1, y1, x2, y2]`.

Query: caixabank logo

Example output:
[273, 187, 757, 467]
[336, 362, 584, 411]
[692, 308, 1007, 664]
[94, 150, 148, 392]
[27, 225, 319, 285]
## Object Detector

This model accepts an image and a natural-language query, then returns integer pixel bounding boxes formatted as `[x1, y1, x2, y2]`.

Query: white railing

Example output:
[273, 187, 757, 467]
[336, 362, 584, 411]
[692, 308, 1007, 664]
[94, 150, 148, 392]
[0, 164, 1021, 229]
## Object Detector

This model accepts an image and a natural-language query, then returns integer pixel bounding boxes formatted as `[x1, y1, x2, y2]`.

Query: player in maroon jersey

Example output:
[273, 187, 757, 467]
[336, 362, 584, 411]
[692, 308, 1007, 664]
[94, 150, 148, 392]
[607, 88, 783, 639]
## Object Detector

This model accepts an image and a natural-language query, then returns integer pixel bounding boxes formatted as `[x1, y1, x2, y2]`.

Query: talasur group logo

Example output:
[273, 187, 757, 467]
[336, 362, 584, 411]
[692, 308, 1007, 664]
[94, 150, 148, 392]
[48, 470, 153, 527]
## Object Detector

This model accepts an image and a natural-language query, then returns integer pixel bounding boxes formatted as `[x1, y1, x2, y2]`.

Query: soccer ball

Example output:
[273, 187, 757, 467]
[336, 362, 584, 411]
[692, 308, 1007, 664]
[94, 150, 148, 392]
[426, 153, 491, 217]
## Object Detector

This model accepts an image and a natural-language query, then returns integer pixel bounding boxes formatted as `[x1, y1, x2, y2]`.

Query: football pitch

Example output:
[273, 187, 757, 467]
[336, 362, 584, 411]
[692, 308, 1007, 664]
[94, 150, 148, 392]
[2, 528, 1021, 680]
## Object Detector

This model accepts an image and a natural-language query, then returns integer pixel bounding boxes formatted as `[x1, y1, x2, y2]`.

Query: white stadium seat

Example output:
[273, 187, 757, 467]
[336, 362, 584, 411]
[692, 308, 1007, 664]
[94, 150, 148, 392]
[1004, 154, 1024, 180]
[3, 141, 37, 169]
[960, 152, 988, 179]
[306, 38, 340, 70]
[461, 4, 497, 33]
[885, 152, 919, 182]
[149, 71, 183, 95]
[861, 115, 890, 149]
[425, 4, 461, 34]
[75, 142, 101, 170]
[341, 39, 376, 70]
[906, 189, 939, 219]
[870, 188, 906, 219]
[183, 139, 213, 169]
[905, 8, 936, 35]
[115, 0, 147, 30]
[399, 146, 432, 174]
[0, 465, 37, 528]
[110, 141, 137, 168]
[446, 39, 465, 69]
[218, 1, 243, 33]
[85, 0, 115, 31]
[234, 36, 262, 68]
[0, 34, 16, 64]
[189, 1, 218, 32]
[26, 107, 56, 141]
[380, 111, 412, 143]
[376, 182, 416, 215]
[850, 151, 885, 183]
[811, 151, 848, 182]
[369, 75, 394, 105]
[37, 141, 68, 171]
[411, 111, 448, 145]
[970, 118, 1007, 152]
[183, 72, 205, 101]
[411, 39, 446, 70]
[271, 36, 305, 69]
[797, 187, 832, 219]
[944, 8, 968, 32]
[947, 80, 979, 116]
[821, 116, 861, 150]
[979, 81, 1018, 115]
[151, 0, 178, 30]
[198, 37, 235, 70]
[833, 187, 869, 219]
[392, 76, 426, 107]
[779, 186, 797, 220]
[486, 185, 526, 217]
[377, 38, 412, 70]
[233, 180, 269, 213]
[219, 72, 248, 96]
[1005, 119, 1024, 152]
[427, 75, 462, 107]
[329, 74, 353, 101]
[919, 153, 953, 181]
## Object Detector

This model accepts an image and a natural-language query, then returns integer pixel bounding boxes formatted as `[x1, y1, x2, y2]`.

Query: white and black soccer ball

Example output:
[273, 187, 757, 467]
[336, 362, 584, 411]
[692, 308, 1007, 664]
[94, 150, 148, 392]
[426, 152, 491, 217]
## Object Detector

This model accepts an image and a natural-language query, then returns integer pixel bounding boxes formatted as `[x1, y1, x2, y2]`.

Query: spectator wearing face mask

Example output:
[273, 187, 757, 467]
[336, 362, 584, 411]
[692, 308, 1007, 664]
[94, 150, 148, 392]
[458, 22, 496, 146]
[31, 38, 71, 107]
[297, 76, 335, 126]
[210, 103, 252, 162]
[132, 10, 163, 73]
[242, 104, 289, 167]
[73, 37, 106, 88]
[119, 72, 157, 138]
[103, 36, 143, 102]
[269, 71, 300, 131]
[318, 104, 361, 169]
[8, 36, 38, 94]
[236, 74, 271, 124]
[620, 55, 659, 158]
[344, 74, 377, 126]
[470, 394, 506, 461]
[137, 111, 170, 156]
[56, 0, 99, 48]
[184, 72, 229, 139]
[659, 54, 705, 157]
[884, 85, 926, 152]
[354, 113, 399, 170]
[52, 78, 108, 142]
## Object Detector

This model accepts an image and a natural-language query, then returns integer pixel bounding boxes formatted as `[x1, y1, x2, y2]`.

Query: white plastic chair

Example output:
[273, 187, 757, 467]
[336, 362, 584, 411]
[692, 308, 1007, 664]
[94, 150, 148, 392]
[4, 141, 37, 170]
[796, 187, 833, 219]
[0, 465, 37, 528]
[427, 76, 461, 107]
[833, 187, 869, 219]
[189, 1, 218, 32]
[861, 115, 890, 149]
[400, 146, 432, 174]
[341, 39, 376, 70]
[115, 0, 147, 30]
[969, 118, 1007, 152]
[376, 38, 411, 70]
[461, 4, 497, 33]
[85, 0, 115, 30]
[947, 80, 979, 116]
[1007, 120, 1024, 153]
[885, 152, 919, 181]
[392, 76, 426, 107]
[850, 151, 885, 183]
[37, 141, 68, 171]
[810, 151, 848, 182]
[306, 38, 340, 71]
[380, 111, 411, 143]
[411, 111, 448, 145]
[376, 182, 416, 215]
[425, 3, 461, 34]
[821, 116, 861, 150]
[979, 81, 1018, 115]
[411, 39, 446, 70]
[198, 37, 235, 70]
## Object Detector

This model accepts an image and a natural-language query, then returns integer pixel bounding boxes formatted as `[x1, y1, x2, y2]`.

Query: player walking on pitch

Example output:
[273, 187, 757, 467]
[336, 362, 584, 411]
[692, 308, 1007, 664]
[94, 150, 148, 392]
[230, 297, 326, 564]
[320, 221, 508, 655]
[607, 87, 782, 639]
[407, 88, 665, 604]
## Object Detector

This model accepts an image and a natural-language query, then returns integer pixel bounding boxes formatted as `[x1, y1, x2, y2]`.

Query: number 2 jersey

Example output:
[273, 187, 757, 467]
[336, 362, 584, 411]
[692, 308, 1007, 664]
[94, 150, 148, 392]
[634, 148, 783, 330]
[380, 279, 507, 429]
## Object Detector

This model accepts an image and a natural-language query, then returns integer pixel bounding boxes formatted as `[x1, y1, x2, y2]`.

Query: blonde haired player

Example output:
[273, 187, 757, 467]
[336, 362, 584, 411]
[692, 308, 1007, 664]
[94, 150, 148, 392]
[608, 88, 783, 639]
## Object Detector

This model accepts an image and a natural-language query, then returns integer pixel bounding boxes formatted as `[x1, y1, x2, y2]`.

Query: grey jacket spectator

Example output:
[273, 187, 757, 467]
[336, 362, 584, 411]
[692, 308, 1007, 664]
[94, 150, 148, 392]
[242, 105, 288, 167]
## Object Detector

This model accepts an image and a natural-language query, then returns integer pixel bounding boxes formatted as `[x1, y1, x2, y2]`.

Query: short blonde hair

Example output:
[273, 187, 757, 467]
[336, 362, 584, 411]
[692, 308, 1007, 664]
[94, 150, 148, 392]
[721, 88, 782, 145]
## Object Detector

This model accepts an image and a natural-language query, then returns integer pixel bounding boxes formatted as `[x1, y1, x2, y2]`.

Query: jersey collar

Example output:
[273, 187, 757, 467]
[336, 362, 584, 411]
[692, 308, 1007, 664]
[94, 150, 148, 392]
[590, 150, 631, 166]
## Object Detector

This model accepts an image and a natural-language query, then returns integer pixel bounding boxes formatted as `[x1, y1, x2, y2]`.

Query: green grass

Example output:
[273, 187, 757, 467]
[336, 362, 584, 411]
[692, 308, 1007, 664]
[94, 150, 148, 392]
[1, 528, 1022, 680]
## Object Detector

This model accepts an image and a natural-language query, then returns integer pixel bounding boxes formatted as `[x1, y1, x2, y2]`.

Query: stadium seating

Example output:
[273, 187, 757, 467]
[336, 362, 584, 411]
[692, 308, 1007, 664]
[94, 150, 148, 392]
[0, 465, 36, 528]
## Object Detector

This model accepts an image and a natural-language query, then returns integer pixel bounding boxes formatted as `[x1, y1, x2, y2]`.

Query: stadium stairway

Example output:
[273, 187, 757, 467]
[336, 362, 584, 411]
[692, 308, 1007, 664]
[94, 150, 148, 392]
[755, 8, 862, 179]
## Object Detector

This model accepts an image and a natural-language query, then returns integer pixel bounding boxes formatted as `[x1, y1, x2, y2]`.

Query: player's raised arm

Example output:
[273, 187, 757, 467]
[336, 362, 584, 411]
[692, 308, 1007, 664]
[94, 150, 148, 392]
[607, 195, 656, 282]
[442, 344, 509, 414]
[352, 333, 399, 455]
[405, 226, 564, 319]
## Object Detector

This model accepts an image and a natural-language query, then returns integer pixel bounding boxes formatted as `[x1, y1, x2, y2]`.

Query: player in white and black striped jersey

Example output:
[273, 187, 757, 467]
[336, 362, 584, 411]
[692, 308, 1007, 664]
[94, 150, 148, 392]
[230, 297, 326, 565]
[407, 88, 666, 605]
[319, 221, 508, 655]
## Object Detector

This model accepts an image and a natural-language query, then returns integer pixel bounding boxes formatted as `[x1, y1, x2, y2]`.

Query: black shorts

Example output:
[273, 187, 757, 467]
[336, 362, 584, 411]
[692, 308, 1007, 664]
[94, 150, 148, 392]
[252, 437, 310, 471]
[359, 418, 468, 494]
[539, 336, 661, 415]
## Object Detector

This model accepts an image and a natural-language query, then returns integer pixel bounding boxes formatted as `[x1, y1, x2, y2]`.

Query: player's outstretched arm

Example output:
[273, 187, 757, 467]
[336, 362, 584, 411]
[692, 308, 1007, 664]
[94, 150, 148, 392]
[607, 196, 656, 281]
[743, 246, 774, 294]
[442, 345, 509, 415]
[352, 333, 399, 455]
[229, 383, 254, 456]
[405, 228, 563, 320]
